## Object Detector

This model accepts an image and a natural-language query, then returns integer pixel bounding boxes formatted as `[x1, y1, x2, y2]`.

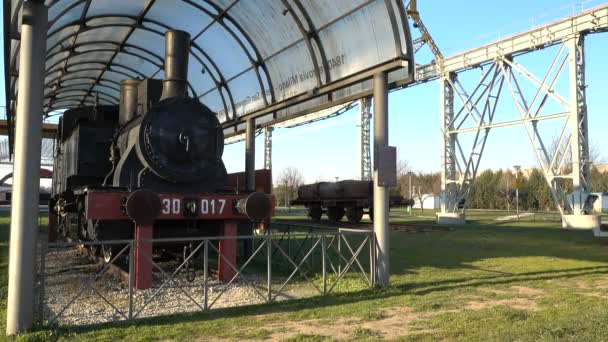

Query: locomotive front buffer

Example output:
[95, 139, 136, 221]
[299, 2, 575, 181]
[73, 188, 274, 289]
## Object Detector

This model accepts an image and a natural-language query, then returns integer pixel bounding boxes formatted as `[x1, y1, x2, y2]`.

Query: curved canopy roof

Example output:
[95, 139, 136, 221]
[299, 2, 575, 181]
[6, 0, 414, 137]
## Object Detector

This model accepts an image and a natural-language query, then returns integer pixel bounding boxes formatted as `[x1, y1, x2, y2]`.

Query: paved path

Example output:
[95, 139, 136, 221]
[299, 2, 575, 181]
[495, 212, 534, 221]
[0, 204, 48, 213]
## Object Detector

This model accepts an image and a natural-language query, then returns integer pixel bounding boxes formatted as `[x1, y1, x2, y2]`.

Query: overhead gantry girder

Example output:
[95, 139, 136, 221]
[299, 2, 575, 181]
[436, 34, 599, 230]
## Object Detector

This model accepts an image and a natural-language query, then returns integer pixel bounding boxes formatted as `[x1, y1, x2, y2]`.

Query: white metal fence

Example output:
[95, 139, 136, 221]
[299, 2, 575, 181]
[36, 228, 375, 326]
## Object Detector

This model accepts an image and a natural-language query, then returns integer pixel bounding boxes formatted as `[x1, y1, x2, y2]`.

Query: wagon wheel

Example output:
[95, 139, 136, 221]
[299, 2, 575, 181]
[308, 206, 322, 221]
[346, 207, 364, 224]
[327, 206, 345, 223]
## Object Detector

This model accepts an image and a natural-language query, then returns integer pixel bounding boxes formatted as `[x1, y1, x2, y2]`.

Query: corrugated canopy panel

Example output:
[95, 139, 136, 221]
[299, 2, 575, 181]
[5, 0, 414, 137]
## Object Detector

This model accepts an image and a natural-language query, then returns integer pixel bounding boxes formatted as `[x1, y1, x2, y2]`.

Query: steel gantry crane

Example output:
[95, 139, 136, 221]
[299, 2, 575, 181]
[411, 3, 607, 231]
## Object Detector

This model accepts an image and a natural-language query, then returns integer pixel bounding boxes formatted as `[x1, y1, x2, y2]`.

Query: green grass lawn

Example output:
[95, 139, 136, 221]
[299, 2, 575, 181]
[2, 210, 608, 341]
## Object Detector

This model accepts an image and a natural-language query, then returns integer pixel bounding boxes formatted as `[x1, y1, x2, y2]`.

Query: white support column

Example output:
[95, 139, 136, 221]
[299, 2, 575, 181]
[263, 127, 273, 171]
[245, 118, 255, 192]
[373, 72, 390, 287]
[359, 97, 372, 181]
[439, 73, 454, 212]
[568, 34, 590, 214]
[437, 73, 464, 224]
[563, 34, 600, 231]
[7, 0, 47, 335]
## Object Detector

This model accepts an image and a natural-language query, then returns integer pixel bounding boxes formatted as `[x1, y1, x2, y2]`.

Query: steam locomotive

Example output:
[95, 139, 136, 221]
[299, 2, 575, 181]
[292, 180, 414, 223]
[50, 30, 272, 264]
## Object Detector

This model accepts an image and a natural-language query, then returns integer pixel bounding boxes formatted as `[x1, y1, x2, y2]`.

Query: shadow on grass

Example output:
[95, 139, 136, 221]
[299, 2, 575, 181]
[50, 263, 608, 337]
[388, 221, 608, 276]
[4, 209, 608, 337]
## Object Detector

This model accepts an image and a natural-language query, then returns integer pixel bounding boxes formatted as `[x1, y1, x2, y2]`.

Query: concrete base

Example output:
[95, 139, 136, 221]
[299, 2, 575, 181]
[436, 212, 466, 225]
[561, 214, 601, 230]
[594, 226, 608, 238]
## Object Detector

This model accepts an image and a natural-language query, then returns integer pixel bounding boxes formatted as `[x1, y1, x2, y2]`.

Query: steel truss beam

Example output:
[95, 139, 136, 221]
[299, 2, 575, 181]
[439, 35, 592, 222]
[263, 127, 273, 171]
[359, 97, 372, 181]
[415, 4, 608, 83]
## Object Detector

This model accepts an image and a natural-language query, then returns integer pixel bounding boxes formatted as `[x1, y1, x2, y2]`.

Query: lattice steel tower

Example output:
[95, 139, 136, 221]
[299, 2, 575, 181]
[359, 97, 372, 181]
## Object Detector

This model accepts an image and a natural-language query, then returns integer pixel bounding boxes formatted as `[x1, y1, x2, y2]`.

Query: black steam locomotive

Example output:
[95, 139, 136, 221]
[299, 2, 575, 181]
[50, 30, 271, 264]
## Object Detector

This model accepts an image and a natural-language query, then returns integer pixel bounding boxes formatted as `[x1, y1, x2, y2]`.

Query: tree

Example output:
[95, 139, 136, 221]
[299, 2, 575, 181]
[498, 169, 516, 211]
[525, 169, 552, 211]
[591, 166, 608, 193]
[546, 135, 604, 172]
[276, 166, 304, 207]
[470, 170, 501, 209]
[413, 172, 440, 213]
[396, 158, 413, 198]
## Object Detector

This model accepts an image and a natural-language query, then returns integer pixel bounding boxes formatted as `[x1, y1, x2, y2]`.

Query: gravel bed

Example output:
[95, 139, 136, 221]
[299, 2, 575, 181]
[38, 245, 320, 326]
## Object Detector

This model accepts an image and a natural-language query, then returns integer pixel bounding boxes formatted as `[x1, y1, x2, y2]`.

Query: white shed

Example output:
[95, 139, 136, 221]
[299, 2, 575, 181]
[566, 192, 608, 214]
[591, 193, 608, 213]
[413, 195, 440, 210]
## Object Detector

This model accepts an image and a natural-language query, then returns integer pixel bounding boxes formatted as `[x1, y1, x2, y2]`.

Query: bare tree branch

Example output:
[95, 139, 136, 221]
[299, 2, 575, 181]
[276, 167, 305, 207]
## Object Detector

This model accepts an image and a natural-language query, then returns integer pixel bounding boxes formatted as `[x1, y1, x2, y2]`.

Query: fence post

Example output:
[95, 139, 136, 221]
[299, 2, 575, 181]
[371, 232, 376, 287]
[203, 239, 208, 310]
[287, 225, 291, 260]
[322, 233, 327, 295]
[309, 228, 313, 270]
[338, 230, 342, 275]
[38, 241, 46, 323]
[267, 233, 272, 302]
[128, 241, 134, 320]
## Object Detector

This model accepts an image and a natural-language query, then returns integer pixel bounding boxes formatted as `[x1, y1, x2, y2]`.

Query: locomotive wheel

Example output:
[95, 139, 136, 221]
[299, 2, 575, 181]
[346, 207, 364, 224]
[308, 206, 322, 221]
[78, 210, 88, 240]
[102, 245, 114, 263]
[89, 244, 100, 258]
[327, 206, 345, 223]
[58, 214, 70, 239]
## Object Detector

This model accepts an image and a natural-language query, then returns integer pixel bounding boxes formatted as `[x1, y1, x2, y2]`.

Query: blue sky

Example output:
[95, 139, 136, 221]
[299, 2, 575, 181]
[2, 1, 607, 184]
[223, 0, 608, 182]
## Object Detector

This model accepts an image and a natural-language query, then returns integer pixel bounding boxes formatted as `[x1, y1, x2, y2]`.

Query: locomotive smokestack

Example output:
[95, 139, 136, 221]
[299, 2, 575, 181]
[119, 79, 139, 125]
[160, 30, 190, 101]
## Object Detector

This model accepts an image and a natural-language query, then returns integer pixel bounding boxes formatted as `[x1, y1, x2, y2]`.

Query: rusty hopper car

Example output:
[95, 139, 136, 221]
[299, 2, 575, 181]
[292, 180, 414, 223]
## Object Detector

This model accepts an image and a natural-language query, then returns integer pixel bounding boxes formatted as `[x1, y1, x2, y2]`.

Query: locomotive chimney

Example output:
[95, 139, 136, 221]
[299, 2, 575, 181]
[119, 79, 139, 125]
[160, 30, 190, 101]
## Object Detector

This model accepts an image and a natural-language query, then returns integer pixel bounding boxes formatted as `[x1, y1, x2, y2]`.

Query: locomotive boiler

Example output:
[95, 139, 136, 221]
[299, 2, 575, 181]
[292, 180, 414, 223]
[50, 30, 273, 286]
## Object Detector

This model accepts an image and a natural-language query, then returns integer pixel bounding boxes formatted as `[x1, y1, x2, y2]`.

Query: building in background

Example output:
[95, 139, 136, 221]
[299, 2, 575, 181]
[591, 193, 608, 214]
[413, 195, 440, 210]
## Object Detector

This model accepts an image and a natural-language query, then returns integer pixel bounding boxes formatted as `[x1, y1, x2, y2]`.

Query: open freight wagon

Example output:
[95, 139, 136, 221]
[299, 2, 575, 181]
[292, 180, 413, 223]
